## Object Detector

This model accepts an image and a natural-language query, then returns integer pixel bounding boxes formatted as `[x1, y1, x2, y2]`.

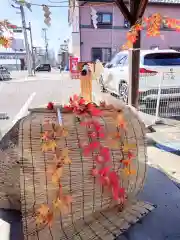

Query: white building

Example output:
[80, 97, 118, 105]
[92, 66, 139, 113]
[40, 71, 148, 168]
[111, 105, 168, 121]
[0, 30, 27, 70]
[68, 0, 80, 59]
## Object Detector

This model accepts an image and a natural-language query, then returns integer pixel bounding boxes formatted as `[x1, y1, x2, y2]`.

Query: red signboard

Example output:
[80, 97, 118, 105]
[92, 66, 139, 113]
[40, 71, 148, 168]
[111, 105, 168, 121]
[70, 56, 79, 79]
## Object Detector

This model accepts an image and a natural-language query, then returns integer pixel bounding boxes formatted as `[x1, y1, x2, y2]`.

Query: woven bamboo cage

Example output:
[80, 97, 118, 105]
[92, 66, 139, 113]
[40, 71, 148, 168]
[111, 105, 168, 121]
[1, 95, 151, 240]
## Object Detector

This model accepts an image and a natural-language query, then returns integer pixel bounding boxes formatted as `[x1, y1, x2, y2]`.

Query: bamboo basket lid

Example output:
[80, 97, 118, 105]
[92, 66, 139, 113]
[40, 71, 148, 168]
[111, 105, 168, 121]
[18, 95, 149, 240]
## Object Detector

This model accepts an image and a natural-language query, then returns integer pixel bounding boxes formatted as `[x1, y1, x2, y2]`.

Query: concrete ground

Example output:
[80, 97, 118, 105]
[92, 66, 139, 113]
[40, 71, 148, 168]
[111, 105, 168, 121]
[118, 163, 180, 240]
[1, 72, 180, 239]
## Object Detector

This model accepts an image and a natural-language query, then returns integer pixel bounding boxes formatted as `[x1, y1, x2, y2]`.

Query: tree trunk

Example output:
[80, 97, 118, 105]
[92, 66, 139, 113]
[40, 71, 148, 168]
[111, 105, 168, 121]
[131, 33, 140, 108]
[130, 0, 141, 108]
[115, 0, 148, 108]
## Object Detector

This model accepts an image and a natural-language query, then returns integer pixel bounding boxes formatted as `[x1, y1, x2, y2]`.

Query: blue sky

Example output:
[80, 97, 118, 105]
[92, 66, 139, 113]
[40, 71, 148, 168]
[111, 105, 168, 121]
[0, 0, 70, 54]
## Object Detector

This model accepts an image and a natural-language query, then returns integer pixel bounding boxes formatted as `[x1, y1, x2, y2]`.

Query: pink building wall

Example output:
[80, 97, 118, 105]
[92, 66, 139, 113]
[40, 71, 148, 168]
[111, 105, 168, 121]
[80, 3, 180, 61]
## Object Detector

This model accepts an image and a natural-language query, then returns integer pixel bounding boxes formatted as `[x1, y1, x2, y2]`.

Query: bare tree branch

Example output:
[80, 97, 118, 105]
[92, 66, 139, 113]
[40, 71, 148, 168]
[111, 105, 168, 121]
[115, 0, 133, 24]
[135, 0, 149, 20]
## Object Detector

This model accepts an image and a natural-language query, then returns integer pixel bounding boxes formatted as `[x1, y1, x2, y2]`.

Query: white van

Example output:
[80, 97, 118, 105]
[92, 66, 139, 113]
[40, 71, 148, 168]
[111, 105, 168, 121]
[100, 49, 180, 103]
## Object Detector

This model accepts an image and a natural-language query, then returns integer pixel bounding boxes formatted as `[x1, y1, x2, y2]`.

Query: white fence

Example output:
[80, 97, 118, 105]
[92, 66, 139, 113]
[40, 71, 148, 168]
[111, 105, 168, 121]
[138, 72, 180, 121]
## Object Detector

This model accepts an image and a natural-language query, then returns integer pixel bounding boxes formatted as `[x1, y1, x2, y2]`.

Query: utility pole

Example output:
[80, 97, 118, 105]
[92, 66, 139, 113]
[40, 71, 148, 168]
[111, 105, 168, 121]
[20, 5, 32, 76]
[28, 22, 36, 74]
[42, 28, 48, 63]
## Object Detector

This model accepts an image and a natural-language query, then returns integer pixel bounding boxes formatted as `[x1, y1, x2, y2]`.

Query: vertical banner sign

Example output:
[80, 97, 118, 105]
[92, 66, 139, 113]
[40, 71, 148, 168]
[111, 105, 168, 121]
[70, 56, 79, 79]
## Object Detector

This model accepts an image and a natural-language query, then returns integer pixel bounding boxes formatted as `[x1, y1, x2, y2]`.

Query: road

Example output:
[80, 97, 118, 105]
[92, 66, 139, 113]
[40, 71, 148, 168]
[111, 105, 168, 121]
[0, 71, 80, 138]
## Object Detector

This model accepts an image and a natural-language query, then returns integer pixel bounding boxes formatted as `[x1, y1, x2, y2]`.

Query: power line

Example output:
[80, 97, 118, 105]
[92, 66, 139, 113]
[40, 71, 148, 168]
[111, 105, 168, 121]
[14, 0, 114, 8]
[48, 0, 68, 3]
[29, 2, 70, 7]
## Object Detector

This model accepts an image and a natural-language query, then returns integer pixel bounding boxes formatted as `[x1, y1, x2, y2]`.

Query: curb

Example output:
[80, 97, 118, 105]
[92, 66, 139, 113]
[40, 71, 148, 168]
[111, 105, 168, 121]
[147, 160, 180, 190]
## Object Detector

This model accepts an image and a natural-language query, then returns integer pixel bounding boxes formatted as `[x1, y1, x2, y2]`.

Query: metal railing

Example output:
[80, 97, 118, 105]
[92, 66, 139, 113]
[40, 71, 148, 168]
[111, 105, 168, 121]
[138, 72, 180, 122]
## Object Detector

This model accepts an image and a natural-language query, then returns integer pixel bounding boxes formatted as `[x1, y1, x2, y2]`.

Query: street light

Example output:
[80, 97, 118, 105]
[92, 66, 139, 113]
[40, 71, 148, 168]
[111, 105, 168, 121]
[11, 3, 33, 76]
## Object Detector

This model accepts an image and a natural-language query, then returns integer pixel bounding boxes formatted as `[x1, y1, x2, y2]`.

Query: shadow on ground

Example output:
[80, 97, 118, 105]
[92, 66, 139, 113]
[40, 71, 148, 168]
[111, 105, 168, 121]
[118, 166, 180, 240]
[1, 165, 180, 240]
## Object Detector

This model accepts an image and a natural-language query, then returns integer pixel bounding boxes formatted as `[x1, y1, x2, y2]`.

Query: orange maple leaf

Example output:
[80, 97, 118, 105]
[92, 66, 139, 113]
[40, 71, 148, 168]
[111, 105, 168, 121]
[53, 198, 63, 210]
[121, 159, 131, 166]
[53, 195, 72, 214]
[61, 148, 69, 157]
[42, 140, 57, 152]
[36, 214, 44, 225]
[46, 212, 54, 227]
[63, 156, 72, 164]
[61, 148, 72, 164]
[116, 113, 126, 129]
[123, 167, 136, 176]
[51, 167, 63, 184]
[37, 204, 50, 216]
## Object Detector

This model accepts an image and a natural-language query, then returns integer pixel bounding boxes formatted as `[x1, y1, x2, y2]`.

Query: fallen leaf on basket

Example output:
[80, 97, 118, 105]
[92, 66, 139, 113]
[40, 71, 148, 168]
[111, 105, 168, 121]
[123, 167, 136, 175]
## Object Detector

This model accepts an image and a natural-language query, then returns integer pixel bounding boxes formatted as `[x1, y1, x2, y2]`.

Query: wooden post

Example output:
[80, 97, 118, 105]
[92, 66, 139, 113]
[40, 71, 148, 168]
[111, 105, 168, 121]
[129, 0, 141, 108]
[80, 63, 92, 102]
[115, 0, 148, 108]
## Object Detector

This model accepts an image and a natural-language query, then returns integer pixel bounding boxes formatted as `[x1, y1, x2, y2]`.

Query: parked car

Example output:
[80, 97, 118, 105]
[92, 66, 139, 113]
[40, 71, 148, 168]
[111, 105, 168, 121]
[35, 64, 51, 72]
[0, 66, 11, 81]
[99, 49, 180, 116]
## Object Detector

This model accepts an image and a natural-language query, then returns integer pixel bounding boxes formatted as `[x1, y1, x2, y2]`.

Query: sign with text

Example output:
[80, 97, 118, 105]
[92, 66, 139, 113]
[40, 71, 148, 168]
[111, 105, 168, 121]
[70, 56, 79, 79]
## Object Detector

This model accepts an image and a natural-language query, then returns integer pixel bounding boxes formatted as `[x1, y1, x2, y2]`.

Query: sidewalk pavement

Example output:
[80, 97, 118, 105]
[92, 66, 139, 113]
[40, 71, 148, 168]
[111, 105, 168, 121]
[147, 146, 180, 187]
[118, 163, 180, 240]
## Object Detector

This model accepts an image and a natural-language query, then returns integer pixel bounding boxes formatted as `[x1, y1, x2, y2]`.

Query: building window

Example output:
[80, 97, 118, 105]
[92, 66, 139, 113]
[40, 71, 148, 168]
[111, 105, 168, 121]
[124, 19, 130, 28]
[97, 12, 112, 25]
[91, 48, 112, 63]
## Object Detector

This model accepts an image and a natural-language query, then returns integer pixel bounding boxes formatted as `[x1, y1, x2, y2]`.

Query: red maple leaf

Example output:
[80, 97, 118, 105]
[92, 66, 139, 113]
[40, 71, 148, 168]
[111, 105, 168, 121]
[47, 102, 54, 110]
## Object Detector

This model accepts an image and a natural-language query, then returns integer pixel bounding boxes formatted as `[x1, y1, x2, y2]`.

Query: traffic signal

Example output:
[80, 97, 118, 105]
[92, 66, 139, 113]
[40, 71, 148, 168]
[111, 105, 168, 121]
[90, 7, 98, 29]
[42, 5, 51, 27]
